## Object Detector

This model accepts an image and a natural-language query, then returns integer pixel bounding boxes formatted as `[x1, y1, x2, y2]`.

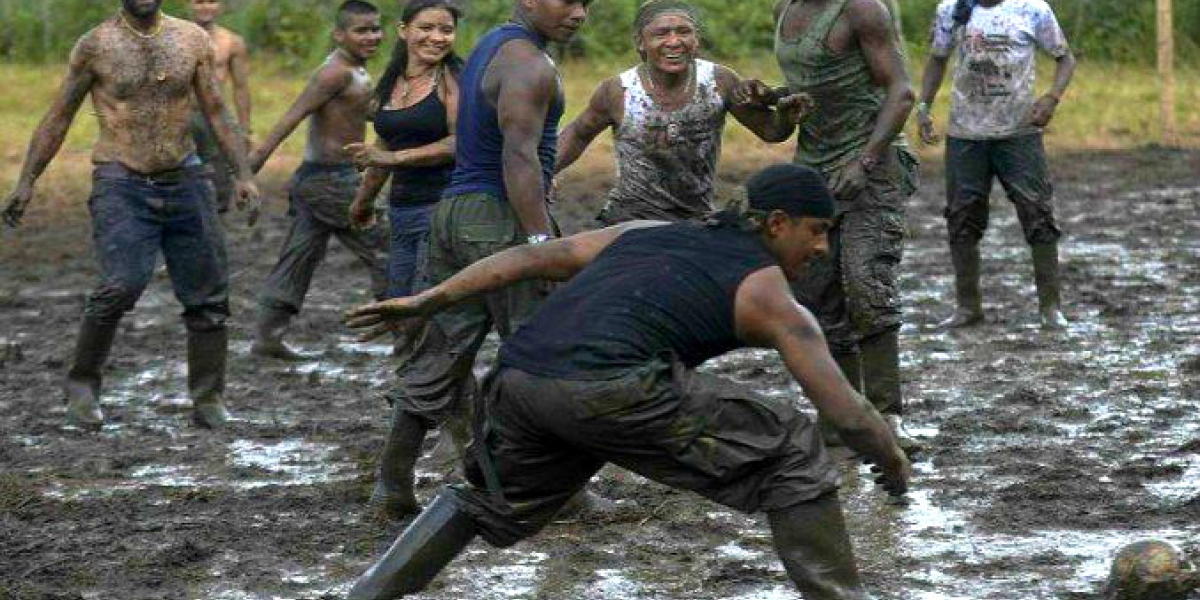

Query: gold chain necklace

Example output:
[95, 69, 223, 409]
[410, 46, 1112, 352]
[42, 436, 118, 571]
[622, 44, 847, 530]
[119, 11, 164, 39]
[641, 62, 695, 105]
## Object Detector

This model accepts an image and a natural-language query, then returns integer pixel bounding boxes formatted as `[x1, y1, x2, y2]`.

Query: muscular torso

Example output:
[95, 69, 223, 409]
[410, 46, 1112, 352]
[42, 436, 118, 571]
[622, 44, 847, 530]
[87, 16, 211, 173]
[306, 60, 372, 164]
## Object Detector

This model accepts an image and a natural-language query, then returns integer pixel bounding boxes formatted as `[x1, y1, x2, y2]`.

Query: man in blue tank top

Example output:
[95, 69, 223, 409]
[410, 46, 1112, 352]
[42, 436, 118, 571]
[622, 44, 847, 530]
[344, 164, 911, 600]
[368, 0, 592, 523]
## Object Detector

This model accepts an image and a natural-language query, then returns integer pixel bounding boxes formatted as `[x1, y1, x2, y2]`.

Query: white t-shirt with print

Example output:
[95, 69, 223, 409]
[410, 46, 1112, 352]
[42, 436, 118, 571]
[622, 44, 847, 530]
[930, 0, 1069, 139]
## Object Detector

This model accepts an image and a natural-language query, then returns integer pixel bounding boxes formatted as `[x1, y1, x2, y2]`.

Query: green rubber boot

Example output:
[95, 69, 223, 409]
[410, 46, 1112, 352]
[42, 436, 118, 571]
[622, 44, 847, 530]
[188, 327, 232, 429]
[64, 317, 119, 431]
[768, 492, 875, 600]
[1031, 243, 1068, 330]
[938, 243, 984, 329]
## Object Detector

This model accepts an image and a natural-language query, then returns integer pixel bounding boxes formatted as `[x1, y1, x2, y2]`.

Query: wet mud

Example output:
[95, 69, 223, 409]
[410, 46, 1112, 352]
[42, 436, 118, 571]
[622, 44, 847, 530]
[2, 148, 1199, 600]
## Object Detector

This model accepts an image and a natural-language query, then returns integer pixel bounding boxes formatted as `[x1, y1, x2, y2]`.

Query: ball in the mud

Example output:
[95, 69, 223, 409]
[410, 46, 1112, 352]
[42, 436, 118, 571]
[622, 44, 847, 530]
[1103, 540, 1199, 600]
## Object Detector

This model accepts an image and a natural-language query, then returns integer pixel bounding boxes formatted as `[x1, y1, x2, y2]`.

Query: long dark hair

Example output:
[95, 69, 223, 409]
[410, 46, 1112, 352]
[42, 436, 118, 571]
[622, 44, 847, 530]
[374, 0, 464, 109]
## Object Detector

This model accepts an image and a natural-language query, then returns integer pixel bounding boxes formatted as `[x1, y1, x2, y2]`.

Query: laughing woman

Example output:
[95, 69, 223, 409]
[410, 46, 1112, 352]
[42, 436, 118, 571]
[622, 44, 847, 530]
[348, 0, 462, 300]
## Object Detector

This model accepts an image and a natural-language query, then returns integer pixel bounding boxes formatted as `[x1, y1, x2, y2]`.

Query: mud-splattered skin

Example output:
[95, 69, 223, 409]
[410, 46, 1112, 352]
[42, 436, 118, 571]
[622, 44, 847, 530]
[249, 13, 381, 171]
[1, 9, 256, 228]
[86, 16, 225, 172]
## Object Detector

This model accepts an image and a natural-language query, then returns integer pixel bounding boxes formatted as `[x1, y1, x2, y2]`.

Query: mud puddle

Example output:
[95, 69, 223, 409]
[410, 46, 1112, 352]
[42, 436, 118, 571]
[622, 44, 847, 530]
[4, 149, 1200, 600]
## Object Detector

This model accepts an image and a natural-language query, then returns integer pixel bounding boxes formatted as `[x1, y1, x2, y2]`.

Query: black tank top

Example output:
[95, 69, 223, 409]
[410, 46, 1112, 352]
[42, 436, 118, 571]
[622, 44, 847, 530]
[499, 222, 778, 378]
[373, 89, 453, 206]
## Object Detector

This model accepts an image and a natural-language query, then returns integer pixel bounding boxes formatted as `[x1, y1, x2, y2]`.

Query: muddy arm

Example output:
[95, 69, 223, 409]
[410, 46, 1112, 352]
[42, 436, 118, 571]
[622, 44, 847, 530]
[195, 42, 253, 182]
[734, 267, 910, 495]
[721, 66, 807, 144]
[228, 36, 253, 136]
[493, 41, 557, 237]
[850, 0, 916, 161]
[250, 64, 348, 172]
[344, 222, 663, 337]
[555, 78, 618, 175]
[3, 36, 95, 227]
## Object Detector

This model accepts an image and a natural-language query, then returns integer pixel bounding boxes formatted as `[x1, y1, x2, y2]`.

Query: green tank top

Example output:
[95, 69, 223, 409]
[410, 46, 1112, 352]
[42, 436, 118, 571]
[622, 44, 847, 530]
[774, 0, 898, 174]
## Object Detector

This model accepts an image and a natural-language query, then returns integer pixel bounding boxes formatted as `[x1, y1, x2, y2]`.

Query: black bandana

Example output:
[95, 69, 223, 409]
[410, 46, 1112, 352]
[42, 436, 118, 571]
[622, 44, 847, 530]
[745, 164, 835, 219]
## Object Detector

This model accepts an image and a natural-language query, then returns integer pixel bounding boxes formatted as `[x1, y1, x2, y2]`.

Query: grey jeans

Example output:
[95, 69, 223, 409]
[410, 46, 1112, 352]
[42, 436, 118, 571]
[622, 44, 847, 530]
[259, 163, 388, 313]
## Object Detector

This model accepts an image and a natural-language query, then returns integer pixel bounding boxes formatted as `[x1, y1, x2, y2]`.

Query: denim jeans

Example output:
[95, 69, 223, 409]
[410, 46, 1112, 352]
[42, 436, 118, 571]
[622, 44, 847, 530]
[944, 133, 1060, 246]
[85, 162, 229, 331]
[385, 202, 437, 298]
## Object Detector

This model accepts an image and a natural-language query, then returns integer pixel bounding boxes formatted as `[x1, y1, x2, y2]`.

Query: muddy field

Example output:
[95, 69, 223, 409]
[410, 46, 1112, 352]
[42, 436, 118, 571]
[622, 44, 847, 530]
[2, 148, 1199, 600]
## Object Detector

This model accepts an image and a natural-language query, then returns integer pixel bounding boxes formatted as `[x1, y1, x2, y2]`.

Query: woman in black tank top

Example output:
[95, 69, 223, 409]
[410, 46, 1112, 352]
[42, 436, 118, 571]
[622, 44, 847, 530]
[347, 0, 463, 299]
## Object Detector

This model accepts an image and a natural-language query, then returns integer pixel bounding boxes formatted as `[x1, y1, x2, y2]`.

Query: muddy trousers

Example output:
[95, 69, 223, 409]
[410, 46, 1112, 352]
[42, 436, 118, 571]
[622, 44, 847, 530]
[792, 149, 911, 415]
[67, 163, 231, 426]
[348, 488, 870, 600]
[944, 134, 1064, 321]
[374, 193, 552, 516]
[257, 163, 388, 322]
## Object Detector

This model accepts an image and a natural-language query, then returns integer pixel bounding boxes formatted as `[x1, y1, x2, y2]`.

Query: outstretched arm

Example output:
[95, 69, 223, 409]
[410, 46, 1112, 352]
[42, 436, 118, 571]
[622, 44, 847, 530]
[734, 267, 911, 496]
[3, 35, 96, 227]
[344, 221, 662, 339]
[250, 62, 348, 172]
[721, 66, 812, 143]
[555, 78, 618, 175]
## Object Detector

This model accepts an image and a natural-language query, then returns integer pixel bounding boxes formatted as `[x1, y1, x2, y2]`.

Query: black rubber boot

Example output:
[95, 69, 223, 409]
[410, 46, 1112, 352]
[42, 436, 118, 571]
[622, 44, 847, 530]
[348, 488, 476, 600]
[938, 243, 984, 329]
[1031, 243, 1068, 330]
[251, 305, 317, 361]
[768, 492, 875, 600]
[820, 352, 863, 448]
[371, 409, 426, 521]
[64, 317, 119, 431]
[188, 327, 233, 429]
[860, 329, 920, 455]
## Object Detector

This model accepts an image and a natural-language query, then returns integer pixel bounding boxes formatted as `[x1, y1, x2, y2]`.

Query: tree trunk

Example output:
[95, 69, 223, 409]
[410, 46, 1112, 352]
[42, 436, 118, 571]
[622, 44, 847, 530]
[1157, 0, 1178, 146]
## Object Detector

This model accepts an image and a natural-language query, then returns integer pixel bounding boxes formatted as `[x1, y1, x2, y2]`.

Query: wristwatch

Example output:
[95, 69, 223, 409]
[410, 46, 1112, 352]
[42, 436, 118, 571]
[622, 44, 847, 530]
[526, 233, 551, 245]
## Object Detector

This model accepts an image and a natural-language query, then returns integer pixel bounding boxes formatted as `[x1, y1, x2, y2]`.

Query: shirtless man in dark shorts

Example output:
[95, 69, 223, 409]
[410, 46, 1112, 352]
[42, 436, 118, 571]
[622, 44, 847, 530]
[188, 0, 252, 214]
[2, 0, 260, 430]
[343, 163, 911, 600]
[247, 0, 388, 360]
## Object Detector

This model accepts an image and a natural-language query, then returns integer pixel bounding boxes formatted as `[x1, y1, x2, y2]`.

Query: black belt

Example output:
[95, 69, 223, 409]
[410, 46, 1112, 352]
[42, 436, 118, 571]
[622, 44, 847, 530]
[94, 161, 203, 185]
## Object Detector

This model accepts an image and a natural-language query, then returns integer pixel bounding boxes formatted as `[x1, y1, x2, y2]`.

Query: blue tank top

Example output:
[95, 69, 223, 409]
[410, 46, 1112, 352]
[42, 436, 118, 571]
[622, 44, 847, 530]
[444, 24, 563, 200]
[499, 223, 778, 379]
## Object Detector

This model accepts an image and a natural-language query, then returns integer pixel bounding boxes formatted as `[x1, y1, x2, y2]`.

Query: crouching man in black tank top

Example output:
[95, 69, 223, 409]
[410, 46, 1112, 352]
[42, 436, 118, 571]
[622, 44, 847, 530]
[341, 164, 911, 600]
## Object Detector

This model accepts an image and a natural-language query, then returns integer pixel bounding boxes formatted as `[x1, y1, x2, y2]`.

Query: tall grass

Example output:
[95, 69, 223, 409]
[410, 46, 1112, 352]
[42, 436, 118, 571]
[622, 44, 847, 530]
[2, 0, 1198, 66]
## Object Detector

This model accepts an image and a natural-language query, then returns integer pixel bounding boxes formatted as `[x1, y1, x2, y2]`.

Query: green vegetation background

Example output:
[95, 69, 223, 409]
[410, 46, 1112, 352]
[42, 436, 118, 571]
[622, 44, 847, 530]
[2, 0, 1199, 66]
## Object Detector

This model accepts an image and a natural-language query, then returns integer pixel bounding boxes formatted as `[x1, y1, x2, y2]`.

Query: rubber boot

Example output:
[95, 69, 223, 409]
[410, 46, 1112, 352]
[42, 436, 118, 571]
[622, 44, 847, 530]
[371, 409, 426, 521]
[63, 317, 119, 431]
[820, 352, 862, 448]
[251, 305, 317, 361]
[188, 327, 233, 429]
[860, 329, 921, 455]
[767, 492, 874, 600]
[347, 488, 476, 600]
[937, 243, 984, 329]
[1031, 243, 1068, 330]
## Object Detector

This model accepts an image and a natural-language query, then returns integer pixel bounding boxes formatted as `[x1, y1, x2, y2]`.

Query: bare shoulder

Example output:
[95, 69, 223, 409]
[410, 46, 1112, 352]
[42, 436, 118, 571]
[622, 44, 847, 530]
[495, 38, 554, 77]
[167, 15, 209, 42]
[734, 266, 812, 346]
[846, 0, 893, 30]
[312, 57, 354, 91]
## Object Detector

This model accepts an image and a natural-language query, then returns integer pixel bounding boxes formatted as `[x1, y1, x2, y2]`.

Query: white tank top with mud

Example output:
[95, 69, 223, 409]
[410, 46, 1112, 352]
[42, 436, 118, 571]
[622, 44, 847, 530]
[602, 59, 727, 224]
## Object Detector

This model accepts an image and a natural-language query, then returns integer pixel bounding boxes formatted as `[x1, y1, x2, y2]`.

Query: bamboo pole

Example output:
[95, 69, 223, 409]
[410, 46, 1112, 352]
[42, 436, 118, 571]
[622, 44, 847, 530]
[1157, 0, 1178, 146]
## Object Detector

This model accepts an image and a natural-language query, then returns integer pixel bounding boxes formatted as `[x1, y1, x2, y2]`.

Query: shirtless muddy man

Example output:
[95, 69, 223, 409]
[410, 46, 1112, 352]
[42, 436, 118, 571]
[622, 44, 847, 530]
[3, 0, 259, 431]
